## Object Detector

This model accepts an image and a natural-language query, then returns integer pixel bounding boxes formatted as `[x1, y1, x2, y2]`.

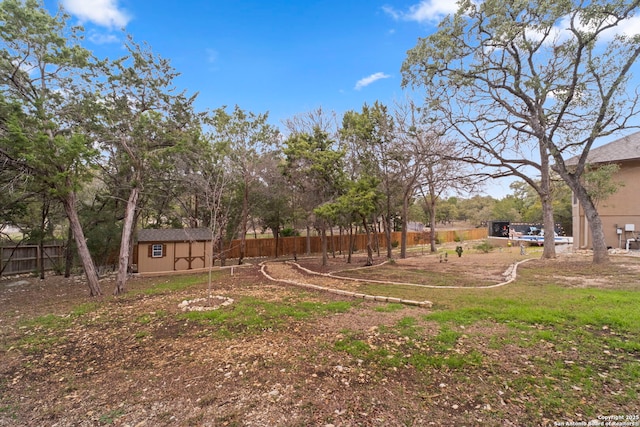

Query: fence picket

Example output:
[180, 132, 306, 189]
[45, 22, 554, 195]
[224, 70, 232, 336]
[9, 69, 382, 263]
[0, 244, 64, 276]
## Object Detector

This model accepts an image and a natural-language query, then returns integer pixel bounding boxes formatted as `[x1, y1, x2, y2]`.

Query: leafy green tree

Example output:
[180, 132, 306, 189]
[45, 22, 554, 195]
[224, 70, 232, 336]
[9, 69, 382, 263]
[436, 198, 458, 225]
[341, 102, 400, 259]
[95, 37, 200, 295]
[254, 151, 290, 256]
[316, 177, 381, 266]
[456, 196, 496, 227]
[552, 180, 573, 237]
[0, 0, 102, 295]
[282, 108, 340, 258]
[583, 164, 623, 208]
[491, 196, 522, 223]
[402, 0, 640, 263]
[508, 178, 573, 235]
[282, 128, 345, 266]
[78, 188, 122, 271]
[208, 106, 279, 265]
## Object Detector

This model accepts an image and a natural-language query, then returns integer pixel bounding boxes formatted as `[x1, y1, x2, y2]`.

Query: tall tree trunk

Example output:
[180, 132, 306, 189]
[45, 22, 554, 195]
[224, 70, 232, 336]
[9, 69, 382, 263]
[569, 182, 609, 264]
[541, 195, 556, 257]
[321, 222, 328, 267]
[427, 190, 438, 253]
[39, 198, 49, 279]
[539, 150, 556, 258]
[329, 224, 336, 258]
[374, 214, 381, 257]
[114, 186, 139, 295]
[61, 192, 102, 296]
[362, 216, 373, 266]
[218, 231, 227, 267]
[347, 223, 353, 264]
[400, 190, 410, 259]
[381, 214, 392, 259]
[292, 231, 298, 262]
[64, 226, 73, 278]
[291, 195, 297, 261]
[238, 178, 249, 265]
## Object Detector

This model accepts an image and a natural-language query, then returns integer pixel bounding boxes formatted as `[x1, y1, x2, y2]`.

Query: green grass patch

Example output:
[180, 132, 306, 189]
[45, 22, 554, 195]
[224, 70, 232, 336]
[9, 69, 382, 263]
[15, 301, 101, 353]
[334, 316, 482, 371]
[139, 273, 215, 295]
[20, 313, 72, 330]
[0, 405, 17, 419]
[70, 302, 100, 317]
[98, 409, 125, 424]
[421, 286, 640, 332]
[411, 279, 640, 417]
[180, 297, 352, 336]
[340, 267, 494, 287]
[374, 303, 405, 313]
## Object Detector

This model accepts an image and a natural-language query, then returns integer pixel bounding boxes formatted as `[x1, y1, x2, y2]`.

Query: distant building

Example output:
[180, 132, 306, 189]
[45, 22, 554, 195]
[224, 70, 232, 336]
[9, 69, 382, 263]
[569, 131, 640, 250]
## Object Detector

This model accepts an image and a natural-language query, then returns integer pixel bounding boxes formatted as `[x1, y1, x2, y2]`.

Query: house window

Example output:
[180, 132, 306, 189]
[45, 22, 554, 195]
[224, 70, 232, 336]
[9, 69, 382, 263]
[151, 244, 164, 258]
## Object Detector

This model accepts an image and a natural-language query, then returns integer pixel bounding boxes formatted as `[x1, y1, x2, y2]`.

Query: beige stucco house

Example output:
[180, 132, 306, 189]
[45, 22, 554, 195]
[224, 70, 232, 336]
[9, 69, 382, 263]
[136, 228, 213, 275]
[571, 131, 640, 250]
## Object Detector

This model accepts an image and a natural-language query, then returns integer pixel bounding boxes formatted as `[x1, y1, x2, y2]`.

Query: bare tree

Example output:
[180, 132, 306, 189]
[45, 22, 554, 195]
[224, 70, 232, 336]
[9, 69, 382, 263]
[283, 106, 339, 138]
[392, 99, 475, 255]
[402, 0, 640, 263]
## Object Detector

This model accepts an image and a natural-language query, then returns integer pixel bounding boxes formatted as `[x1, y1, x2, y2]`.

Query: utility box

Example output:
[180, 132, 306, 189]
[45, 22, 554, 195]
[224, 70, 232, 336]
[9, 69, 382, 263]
[625, 224, 635, 232]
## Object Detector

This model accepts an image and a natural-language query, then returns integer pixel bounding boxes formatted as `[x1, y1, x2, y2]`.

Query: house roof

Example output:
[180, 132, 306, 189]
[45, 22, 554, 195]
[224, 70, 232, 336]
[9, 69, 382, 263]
[567, 130, 640, 165]
[137, 228, 213, 243]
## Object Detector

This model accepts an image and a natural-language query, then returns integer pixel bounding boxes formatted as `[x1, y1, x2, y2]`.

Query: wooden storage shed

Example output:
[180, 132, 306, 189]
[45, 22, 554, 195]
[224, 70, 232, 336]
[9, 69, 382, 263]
[136, 228, 213, 275]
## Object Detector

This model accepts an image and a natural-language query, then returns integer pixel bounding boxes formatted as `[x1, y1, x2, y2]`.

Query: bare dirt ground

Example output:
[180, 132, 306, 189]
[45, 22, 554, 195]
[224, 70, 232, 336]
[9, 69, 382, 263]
[0, 245, 638, 426]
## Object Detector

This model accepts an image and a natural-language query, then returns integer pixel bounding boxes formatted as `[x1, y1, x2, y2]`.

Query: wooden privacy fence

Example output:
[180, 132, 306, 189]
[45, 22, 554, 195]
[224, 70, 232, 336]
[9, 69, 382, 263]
[222, 228, 487, 259]
[435, 228, 488, 244]
[0, 244, 65, 276]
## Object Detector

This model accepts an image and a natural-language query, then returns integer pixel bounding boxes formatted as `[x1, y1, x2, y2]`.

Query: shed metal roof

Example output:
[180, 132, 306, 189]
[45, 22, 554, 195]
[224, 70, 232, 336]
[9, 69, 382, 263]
[137, 228, 213, 243]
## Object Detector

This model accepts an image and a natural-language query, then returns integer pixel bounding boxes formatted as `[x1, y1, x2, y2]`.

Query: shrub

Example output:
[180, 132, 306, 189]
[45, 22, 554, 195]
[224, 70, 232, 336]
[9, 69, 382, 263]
[474, 240, 494, 253]
[281, 228, 299, 237]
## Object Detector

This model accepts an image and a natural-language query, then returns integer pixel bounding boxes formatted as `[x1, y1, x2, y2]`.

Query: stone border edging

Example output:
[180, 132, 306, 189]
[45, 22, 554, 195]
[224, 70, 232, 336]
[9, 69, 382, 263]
[259, 261, 432, 308]
[302, 258, 532, 289]
[259, 257, 533, 308]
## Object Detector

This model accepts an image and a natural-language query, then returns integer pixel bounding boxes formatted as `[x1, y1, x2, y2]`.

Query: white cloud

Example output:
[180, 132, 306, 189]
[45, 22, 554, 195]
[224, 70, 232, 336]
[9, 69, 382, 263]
[383, 0, 458, 23]
[354, 72, 391, 90]
[88, 31, 120, 44]
[62, 0, 131, 28]
[382, 5, 401, 20]
[206, 48, 219, 64]
[613, 15, 640, 37]
[586, 14, 640, 41]
[532, 13, 640, 46]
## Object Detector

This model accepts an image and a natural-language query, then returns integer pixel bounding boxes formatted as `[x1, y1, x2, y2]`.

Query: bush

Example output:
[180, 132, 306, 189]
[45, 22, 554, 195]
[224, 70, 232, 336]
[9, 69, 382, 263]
[281, 228, 299, 237]
[474, 240, 494, 253]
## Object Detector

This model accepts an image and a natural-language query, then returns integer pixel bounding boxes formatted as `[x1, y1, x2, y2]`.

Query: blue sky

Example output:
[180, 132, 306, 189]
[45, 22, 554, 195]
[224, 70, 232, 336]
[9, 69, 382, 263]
[43, 0, 451, 128]
[39, 0, 640, 198]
